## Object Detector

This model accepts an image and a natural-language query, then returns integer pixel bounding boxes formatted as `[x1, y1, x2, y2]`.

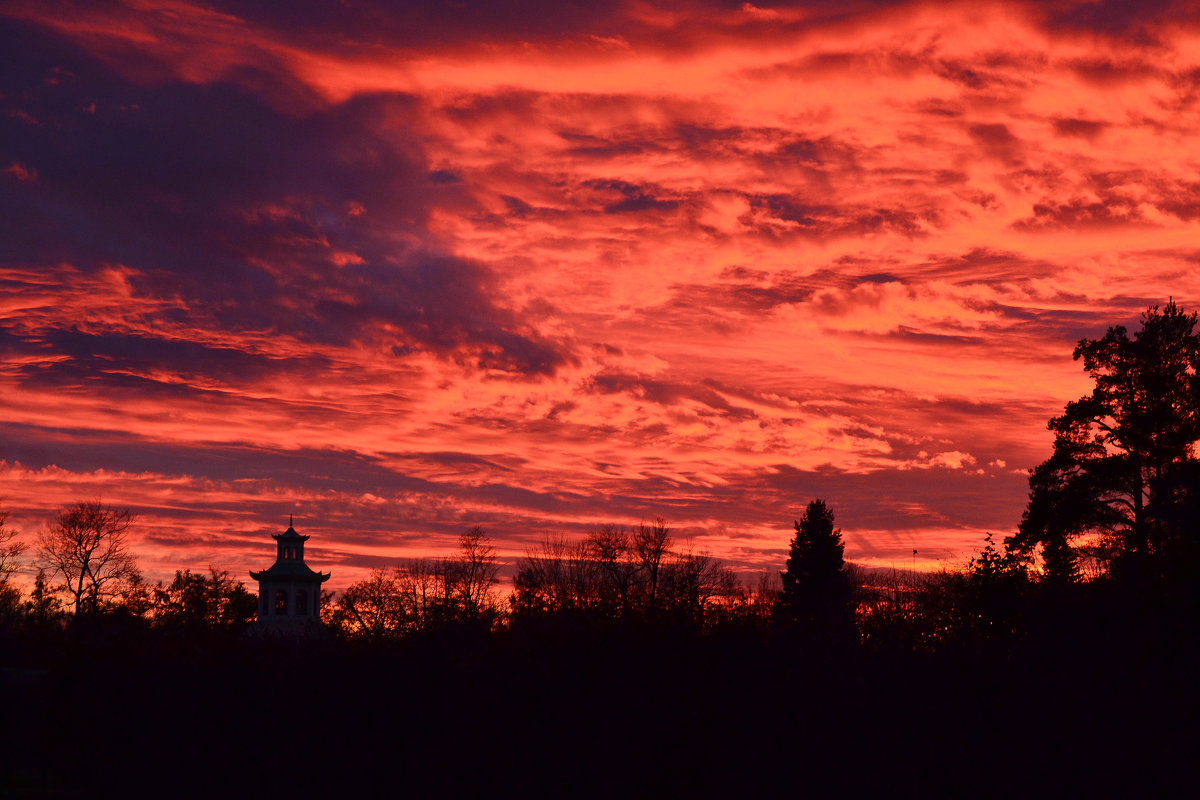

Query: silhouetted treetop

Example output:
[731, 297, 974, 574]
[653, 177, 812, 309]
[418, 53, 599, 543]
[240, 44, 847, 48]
[152, 568, 257, 630]
[0, 504, 23, 618]
[778, 499, 854, 635]
[510, 520, 742, 628]
[1011, 301, 1200, 580]
[36, 500, 140, 617]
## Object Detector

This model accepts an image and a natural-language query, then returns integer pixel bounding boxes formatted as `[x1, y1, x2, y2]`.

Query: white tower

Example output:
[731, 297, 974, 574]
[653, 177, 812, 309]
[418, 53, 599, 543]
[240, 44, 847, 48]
[250, 517, 331, 629]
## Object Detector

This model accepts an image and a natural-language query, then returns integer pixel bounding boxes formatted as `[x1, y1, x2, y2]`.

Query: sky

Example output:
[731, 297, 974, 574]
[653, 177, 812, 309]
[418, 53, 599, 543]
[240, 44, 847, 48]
[4, 0, 1200, 589]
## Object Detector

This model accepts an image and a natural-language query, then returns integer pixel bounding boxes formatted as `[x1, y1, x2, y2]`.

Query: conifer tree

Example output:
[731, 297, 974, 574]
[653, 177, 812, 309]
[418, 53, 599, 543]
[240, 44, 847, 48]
[779, 499, 854, 635]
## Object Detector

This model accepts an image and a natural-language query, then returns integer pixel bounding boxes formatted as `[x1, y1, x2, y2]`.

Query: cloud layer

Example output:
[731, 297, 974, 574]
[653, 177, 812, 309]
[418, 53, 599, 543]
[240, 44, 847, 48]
[4, 1, 1200, 585]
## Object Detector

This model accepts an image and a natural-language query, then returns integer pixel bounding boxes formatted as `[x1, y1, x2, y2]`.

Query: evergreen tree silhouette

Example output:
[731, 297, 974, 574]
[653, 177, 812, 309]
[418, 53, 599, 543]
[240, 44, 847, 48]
[778, 499, 854, 637]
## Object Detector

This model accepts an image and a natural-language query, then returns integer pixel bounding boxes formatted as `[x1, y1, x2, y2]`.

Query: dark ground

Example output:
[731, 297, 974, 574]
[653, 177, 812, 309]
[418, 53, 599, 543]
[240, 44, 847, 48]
[2, 607, 1197, 799]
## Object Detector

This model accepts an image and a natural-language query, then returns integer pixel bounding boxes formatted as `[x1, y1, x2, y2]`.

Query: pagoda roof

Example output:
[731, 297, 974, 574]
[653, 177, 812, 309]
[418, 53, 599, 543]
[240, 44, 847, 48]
[273, 524, 309, 542]
[250, 561, 331, 582]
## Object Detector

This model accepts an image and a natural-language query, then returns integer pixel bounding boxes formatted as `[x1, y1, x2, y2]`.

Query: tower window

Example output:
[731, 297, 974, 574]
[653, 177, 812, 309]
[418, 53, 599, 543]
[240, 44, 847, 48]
[296, 590, 308, 616]
[274, 590, 287, 615]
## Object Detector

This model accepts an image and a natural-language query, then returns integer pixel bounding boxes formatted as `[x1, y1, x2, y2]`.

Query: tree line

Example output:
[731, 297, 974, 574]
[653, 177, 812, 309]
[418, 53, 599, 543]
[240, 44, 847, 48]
[0, 500, 256, 634]
[2, 301, 1199, 648]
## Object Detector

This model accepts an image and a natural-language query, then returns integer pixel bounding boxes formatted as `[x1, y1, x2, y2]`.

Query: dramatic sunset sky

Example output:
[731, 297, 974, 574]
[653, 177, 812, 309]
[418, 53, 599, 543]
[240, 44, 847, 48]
[4, 0, 1200, 588]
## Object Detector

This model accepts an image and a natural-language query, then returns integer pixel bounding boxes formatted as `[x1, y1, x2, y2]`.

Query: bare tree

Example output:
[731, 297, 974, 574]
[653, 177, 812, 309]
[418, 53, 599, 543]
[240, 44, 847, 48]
[586, 524, 638, 615]
[37, 500, 140, 617]
[749, 571, 781, 620]
[0, 504, 24, 615]
[663, 549, 739, 623]
[512, 534, 598, 615]
[331, 568, 407, 639]
[633, 517, 672, 611]
[395, 558, 443, 630]
[446, 526, 500, 621]
[0, 504, 24, 583]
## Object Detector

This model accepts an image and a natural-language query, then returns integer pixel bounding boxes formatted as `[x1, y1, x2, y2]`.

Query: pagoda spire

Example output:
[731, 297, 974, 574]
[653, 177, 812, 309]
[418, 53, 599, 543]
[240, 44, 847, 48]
[250, 518, 331, 630]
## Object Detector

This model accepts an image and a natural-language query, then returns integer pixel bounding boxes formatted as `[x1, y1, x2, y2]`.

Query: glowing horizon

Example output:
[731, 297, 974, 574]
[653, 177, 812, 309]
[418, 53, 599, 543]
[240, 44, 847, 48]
[3, 1, 1200, 589]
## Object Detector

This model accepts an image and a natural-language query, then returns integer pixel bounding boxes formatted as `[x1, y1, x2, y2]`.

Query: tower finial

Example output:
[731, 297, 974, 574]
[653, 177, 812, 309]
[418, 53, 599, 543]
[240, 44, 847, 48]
[289, 513, 293, 527]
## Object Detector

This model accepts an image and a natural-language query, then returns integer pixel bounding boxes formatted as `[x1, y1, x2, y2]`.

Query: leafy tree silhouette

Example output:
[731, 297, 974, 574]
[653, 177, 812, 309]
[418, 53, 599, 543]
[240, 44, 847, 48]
[1011, 301, 1200, 580]
[957, 533, 1031, 643]
[152, 568, 257, 631]
[778, 499, 854, 637]
[24, 567, 61, 623]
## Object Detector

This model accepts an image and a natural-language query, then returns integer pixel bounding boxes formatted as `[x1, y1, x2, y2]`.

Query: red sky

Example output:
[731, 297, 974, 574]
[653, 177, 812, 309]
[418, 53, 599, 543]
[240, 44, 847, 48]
[3, 0, 1200, 588]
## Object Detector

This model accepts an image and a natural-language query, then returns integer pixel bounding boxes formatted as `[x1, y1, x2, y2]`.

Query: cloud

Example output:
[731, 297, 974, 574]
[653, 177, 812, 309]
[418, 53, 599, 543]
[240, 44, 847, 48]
[1051, 117, 1110, 140]
[1042, 0, 1200, 41]
[0, 19, 572, 378]
[5, 0, 1200, 586]
[968, 123, 1026, 166]
[585, 371, 758, 420]
[587, 178, 682, 214]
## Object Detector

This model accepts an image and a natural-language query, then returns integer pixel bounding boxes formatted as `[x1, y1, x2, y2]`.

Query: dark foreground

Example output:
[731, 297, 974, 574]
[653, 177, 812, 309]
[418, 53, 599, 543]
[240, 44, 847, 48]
[2, 608, 1197, 799]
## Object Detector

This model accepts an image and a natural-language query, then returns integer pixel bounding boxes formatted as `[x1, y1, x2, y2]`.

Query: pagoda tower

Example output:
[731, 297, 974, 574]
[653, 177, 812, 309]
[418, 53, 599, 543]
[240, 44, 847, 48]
[250, 517, 331, 628]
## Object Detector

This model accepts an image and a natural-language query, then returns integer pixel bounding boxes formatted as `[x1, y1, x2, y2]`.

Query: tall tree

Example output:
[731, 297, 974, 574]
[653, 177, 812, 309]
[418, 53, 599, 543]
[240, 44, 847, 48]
[1011, 301, 1200, 578]
[37, 500, 140, 617]
[445, 526, 500, 622]
[778, 499, 854, 634]
[0, 505, 24, 616]
[586, 524, 638, 617]
[0, 504, 23, 581]
[633, 517, 672, 612]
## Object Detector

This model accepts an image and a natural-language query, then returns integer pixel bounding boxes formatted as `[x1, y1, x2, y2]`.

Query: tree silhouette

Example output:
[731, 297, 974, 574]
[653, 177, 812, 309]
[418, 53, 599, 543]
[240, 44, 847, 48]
[512, 534, 597, 616]
[152, 568, 257, 630]
[1011, 301, 1200, 579]
[586, 524, 639, 617]
[446, 526, 500, 622]
[393, 558, 445, 631]
[778, 499, 854, 635]
[23, 567, 61, 622]
[957, 533, 1031, 642]
[331, 568, 407, 639]
[0, 505, 23, 581]
[511, 522, 746, 628]
[633, 517, 672, 612]
[660, 549, 740, 626]
[36, 500, 140, 617]
[327, 528, 503, 638]
[0, 505, 24, 617]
